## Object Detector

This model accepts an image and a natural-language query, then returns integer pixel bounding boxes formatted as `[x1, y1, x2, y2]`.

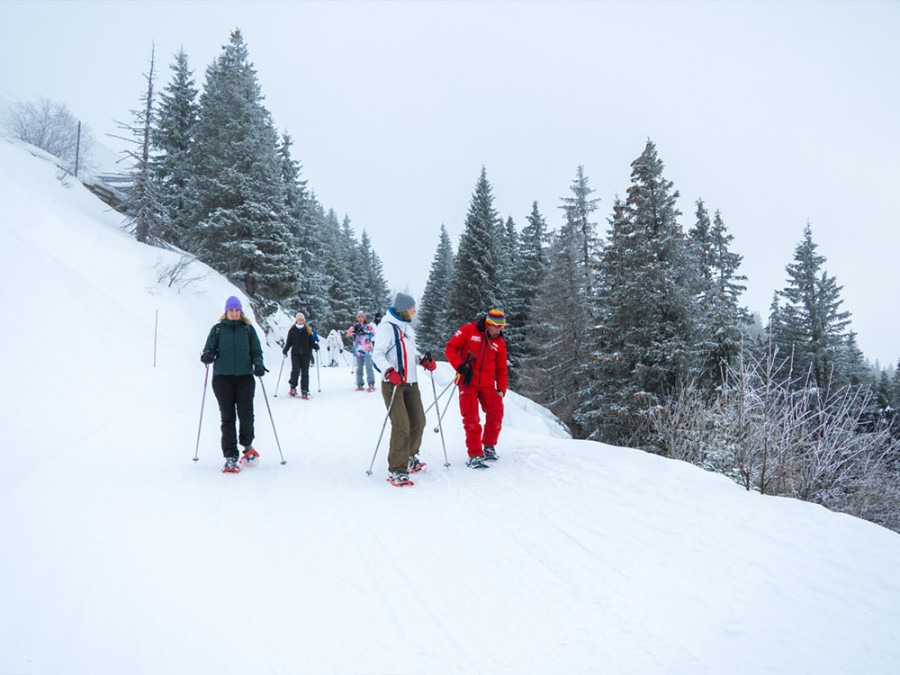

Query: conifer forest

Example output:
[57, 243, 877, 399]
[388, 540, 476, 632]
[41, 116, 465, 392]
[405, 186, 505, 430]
[106, 31, 900, 531]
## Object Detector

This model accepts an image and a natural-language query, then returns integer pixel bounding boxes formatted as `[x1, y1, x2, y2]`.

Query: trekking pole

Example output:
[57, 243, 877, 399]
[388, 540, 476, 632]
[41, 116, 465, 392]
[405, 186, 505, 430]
[316, 351, 321, 392]
[258, 376, 287, 465]
[193, 364, 210, 462]
[366, 384, 398, 475]
[429, 369, 451, 467]
[423, 378, 454, 416]
[435, 382, 457, 433]
[274, 353, 287, 396]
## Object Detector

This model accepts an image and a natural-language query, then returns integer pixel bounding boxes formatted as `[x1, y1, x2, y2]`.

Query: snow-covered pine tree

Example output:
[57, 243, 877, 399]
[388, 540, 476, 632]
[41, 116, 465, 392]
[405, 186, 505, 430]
[417, 225, 456, 358]
[894, 360, 900, 412]
[577, 141, 701, 448]
[118, 45, 167, 246]
[185, 29, 299, 303]
[519, 201, 551, 312]
[769, 222, 853, 390]
[357, 230, 391, 316]
[150, 47, 198, 247]
[518, 168, 601, 433]
[517, 221, 592, 434]
[292, 196, 332, 327]
[448, 167, 503, 326]
[558, 165, 601, 308]
[689, 201, 751, 391]
[500, 216, 527, 385]
[315, 209, 357, 329]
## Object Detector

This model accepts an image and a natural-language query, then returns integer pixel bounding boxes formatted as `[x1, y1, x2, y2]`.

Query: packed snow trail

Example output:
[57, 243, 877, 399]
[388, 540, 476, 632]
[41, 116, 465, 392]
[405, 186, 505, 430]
[2, 137, 900, 674]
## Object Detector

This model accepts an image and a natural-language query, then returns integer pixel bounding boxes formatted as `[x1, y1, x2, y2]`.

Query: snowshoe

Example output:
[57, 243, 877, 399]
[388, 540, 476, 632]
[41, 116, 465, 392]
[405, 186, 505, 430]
[466, 454, 489, 470]
[222, 457, 241, 474]
[387, 471, 414, 487]
[301, 391, 309, 400]
[356, 386, 365, 392]
[289, 389, 298, 397]
[367, 385, 376, 392]
[240, 447, 259, 465]
[408, 455, 426, 474]
[483, 445, 498, 461]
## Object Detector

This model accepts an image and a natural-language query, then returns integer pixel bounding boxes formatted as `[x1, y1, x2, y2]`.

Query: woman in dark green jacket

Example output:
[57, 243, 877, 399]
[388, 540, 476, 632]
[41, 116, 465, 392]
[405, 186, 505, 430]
[201, 296, 266, 473]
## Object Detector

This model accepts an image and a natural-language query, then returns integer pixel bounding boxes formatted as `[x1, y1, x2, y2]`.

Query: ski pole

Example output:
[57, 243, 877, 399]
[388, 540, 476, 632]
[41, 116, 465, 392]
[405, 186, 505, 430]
[423, 378, 454, 416]
[193, 364, 210, 462]
[258, 376, 287, 465]
[430, 369, 451, 468]
[435, 382, 457, 433]
[316, 351, 321, 392]
[366, 384, 398, 475]
[274, 353, 287, 396]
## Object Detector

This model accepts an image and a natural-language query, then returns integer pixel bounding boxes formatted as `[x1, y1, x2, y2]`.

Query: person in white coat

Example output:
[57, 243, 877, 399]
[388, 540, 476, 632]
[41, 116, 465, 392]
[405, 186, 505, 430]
[372, 292, 436, 486]
[325, 328, 345, 366]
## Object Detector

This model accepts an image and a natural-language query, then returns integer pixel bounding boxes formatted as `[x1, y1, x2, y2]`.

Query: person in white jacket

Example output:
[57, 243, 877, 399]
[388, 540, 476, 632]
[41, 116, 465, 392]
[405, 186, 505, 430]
[372, 292, 436, 486]
[325, 329, 345, 366]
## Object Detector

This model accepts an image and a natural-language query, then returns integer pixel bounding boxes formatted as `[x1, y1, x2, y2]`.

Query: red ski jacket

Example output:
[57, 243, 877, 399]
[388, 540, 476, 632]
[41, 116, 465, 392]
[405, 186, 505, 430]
[445, 321, 508, 394]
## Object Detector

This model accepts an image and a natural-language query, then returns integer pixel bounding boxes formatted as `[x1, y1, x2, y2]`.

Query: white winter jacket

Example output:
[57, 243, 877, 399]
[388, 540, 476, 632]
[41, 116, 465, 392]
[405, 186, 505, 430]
[372, 308, 419, 384]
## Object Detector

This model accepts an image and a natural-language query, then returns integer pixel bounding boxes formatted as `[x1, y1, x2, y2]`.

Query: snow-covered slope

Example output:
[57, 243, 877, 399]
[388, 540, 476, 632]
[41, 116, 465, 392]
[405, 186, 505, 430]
[1, 136, 899, 674]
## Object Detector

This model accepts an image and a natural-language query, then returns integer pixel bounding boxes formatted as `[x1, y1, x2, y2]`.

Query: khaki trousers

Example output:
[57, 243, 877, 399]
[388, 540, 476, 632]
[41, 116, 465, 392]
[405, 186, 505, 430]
[381, 381, 426, 474]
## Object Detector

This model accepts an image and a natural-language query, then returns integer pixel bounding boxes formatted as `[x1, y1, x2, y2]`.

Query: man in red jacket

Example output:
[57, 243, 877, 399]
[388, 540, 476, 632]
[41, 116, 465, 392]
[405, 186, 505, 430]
[445, 309, 508, 469]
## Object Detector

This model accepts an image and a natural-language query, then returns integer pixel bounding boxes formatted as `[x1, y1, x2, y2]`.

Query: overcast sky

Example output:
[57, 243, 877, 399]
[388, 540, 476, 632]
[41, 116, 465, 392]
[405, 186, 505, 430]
[2, 0, 898, 365]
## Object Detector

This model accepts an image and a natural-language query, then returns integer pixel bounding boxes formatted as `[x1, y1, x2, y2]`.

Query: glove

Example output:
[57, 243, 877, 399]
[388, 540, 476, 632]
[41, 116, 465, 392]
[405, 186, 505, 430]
[313, 343, 320, 351]
[385, 368, 403, 387]
[282, 349, 289, 357]
[456, 362, 473, 386]
[420, 354, 436, 371]
[253, 363, 267, 377]
[201, 351, 215, 364]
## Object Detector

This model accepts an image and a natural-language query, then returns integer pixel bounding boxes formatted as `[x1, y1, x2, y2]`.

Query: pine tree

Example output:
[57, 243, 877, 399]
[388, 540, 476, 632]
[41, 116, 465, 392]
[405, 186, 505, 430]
[150, 47, 198, 247]
[417, 225, 456, 357]
[357, 230, 391, 316]
[518, 223, 592, 433]
[689, 201, 750, 390]
[499, 216, 526, 384]
[577, 141, 701, 447]
[519, 201, 550, 313]
[185, 30, 299, 302]
[770, 222, 852, 390]
[116, 46, 166, 245]
[518, 168, 600, 432]
[558, 165, 601, 306]
[448, 167, 503, 326]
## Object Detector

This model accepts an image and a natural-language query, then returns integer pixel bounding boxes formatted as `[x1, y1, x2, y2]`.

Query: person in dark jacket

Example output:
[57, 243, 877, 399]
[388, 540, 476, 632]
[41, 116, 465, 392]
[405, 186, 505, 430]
[445, 309, 508, 469]
[283, 312, 319, 398]
[201, 296, 266, 473]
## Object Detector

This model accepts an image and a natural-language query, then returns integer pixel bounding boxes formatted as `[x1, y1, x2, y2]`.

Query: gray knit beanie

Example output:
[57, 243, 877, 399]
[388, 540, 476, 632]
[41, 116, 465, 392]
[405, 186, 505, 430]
[393, 292, 416, 313]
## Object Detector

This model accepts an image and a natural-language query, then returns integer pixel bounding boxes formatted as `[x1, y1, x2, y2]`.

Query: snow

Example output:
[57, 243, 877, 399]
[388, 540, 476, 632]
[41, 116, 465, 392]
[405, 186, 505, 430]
[1, 135, 900, 674]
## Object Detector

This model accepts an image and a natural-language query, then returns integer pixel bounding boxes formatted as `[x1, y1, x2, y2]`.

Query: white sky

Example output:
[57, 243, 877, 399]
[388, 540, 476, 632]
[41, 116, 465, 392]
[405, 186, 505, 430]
[2, 0, 898, 366]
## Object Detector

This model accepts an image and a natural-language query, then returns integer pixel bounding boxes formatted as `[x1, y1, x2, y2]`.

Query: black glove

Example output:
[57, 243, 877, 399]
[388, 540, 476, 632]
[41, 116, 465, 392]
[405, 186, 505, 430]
[456, 362, 473, 386]
[282, 349, 289, 357]
[253, 363, 267, 377]
[201, 351, 215, 364]
[313, 343, 320, 351]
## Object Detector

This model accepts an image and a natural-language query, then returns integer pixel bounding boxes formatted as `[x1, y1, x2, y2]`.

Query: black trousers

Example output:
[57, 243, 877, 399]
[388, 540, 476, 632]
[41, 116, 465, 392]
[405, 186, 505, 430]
[212, 374, 255, 458]
[289, 351, 312, 393]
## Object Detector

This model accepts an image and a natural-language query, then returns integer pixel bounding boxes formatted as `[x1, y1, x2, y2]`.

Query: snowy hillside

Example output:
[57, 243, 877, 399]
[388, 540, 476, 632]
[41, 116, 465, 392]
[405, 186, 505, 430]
[2, 136, 900, 674]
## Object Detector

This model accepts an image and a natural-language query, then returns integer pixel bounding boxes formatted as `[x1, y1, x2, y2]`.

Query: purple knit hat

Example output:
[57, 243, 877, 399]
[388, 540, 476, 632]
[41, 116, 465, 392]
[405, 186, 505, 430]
[225, 296, 242, 312]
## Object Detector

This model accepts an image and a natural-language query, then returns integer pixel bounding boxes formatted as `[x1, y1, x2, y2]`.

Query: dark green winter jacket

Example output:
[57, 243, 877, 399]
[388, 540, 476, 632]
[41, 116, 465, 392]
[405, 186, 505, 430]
[203, 319, 264, 376]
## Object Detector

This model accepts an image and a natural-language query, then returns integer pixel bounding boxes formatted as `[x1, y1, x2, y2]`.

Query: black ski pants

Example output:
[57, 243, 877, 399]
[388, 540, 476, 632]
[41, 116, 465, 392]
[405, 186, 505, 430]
[288, 351, 312, 393]
[212, 374, 255, 458]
